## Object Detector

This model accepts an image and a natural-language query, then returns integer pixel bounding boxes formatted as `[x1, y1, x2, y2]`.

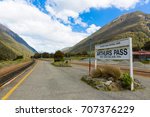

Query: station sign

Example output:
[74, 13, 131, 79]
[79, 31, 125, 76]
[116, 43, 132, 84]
[95, 38, 134, 90]
[95, 39, 130, 60]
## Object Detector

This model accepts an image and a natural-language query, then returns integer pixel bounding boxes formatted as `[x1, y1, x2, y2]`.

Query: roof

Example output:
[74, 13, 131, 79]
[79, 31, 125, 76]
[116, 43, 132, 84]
[133, 51, 150, 55]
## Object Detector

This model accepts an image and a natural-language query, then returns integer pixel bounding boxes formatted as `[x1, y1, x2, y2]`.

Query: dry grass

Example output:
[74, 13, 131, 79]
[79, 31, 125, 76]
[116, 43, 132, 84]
[91, 65, 121, 80]
[101, 65, 121, 79]
[91, 67, 102, 78]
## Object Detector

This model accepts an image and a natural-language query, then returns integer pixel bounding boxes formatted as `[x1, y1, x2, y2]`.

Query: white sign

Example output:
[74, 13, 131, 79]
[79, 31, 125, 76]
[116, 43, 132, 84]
[96, 47, 130, 60]
[95, 39, 130, 60]
[95, 39, 129, 50]
[95, 38, 134, 90]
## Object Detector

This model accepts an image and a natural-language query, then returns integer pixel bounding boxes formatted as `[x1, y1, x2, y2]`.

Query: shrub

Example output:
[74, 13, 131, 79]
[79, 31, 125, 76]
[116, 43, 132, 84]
[121, 73, 132, 88]
[33, 53, 41, 58]
[52, 61, 71, 67]
[91, 65, 121, 80]
[141, 60, 150, 64]
[54, 50, 64, 62]
[91, 67, 102, 78]
[13, 55, 23, 61]
[42, 52, 50, 58]
[100, 65, 121, 80]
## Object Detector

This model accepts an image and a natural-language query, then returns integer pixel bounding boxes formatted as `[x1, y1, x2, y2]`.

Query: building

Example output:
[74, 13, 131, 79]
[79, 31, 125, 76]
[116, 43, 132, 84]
[133, 51, 150, 61]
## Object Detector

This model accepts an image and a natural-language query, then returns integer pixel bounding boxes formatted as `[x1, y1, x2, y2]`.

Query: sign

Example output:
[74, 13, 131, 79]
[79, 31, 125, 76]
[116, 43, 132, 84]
[96, 47, 129, 60]
[95, 38, 134, 90]
[95, 39, 130, 60]
[95, 39, 129, 50]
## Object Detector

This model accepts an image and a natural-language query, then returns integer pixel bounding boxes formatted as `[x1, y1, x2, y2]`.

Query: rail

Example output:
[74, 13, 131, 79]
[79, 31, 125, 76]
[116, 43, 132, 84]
[0, 60, 35, 87]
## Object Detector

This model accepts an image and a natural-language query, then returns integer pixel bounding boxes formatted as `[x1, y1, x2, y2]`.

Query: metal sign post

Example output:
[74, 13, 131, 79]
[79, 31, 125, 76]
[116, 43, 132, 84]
[95, 38, 134, 91]
[129, 38, 134, 91]
[95, 49, 97, 69]
[89, 39, 92, 76]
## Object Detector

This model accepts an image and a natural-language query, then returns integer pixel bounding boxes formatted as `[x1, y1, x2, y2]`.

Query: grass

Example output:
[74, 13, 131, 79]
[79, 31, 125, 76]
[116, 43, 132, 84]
[70, 56, 88, 60]
[0, 32, 33, 61]
[101, 65, 121, 79]
[140, 60, 150, 64]
[91, 65, 122, 80]
[38, 58, 53, 61]
[91, 67, 102, 78]
[51, 61, 71, 67]
[0, 59, 31, 69]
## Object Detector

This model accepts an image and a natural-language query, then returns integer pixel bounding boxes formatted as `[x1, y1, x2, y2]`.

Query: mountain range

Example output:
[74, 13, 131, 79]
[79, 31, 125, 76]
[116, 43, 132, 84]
[66, 11, 150, 54]
[0, 23, 36, 60]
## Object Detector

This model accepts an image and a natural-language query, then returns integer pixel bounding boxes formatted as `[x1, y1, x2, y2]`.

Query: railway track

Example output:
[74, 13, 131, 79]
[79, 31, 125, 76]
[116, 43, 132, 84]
[0, 60, 35, 87]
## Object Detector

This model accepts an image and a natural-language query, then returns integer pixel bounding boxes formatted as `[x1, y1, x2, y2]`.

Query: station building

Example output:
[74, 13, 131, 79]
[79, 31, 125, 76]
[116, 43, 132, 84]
[133, 51, 150, 61]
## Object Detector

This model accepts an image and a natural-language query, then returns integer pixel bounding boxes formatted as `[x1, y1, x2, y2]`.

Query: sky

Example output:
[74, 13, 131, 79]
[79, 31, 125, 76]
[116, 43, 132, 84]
[0, 0, 150, 53]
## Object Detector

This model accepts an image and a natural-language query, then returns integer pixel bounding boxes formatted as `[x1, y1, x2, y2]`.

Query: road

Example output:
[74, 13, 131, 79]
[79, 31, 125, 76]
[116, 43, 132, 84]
[0, 61, 150, 100]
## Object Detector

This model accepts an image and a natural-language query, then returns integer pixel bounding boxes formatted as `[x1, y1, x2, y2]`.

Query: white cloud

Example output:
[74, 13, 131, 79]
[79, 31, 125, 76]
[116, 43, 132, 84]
[0, 0, 149, 52]
[0, 0, 88, 52]
[74, 18, 88, 27]
[46, 0, 143, 11]
[111, 0, 140, 10]
[46, 5, 79, 24]
[46, 0, 145, 24]
[86, 24, 101, 34]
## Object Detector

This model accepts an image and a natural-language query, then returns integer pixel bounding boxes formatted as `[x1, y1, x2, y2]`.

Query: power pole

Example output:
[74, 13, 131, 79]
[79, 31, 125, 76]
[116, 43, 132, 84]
[89, 39, 92, 76]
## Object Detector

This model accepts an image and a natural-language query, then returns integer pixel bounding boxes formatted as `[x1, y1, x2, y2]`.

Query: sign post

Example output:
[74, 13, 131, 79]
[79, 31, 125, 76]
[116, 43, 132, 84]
[129, 38, 134, 91]
[89, 39, 92, 76]
[95, 38, 134, 91]
[95, 49, 97, 69]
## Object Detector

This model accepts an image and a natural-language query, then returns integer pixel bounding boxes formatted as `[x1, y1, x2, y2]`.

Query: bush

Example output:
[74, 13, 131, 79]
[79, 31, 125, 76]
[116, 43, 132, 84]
[100, 65, 121, 80]
[33, 53, 41, 58]
[121, 73, 132, 88]
[91, 65, 121, 80]
[52, 61, 71, 67]
[13, 55, 23, 60]
[91, 67, 102, 78]
[141, 60, 150, 64]
[42, 52, 50, 58]
[54, 50, 64, 62]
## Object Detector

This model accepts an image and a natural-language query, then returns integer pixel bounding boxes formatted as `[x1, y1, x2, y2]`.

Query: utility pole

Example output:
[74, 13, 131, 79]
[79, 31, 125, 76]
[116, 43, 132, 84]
[89, 39, 92, 76]
[40, 51, 42, 59]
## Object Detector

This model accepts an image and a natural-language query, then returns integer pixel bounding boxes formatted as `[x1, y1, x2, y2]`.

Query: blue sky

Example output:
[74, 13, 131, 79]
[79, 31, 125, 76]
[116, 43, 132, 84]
[0, 0, 150, 52]
[31, 0, 150, 32]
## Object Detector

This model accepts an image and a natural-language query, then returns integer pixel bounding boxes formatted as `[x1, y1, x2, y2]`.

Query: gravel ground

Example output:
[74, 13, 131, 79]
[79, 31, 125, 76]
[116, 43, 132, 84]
[1, 61, 150, 100]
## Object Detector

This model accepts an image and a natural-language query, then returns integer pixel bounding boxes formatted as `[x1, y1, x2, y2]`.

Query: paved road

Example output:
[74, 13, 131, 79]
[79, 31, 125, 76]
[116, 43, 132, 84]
[1, 61, 150, 100]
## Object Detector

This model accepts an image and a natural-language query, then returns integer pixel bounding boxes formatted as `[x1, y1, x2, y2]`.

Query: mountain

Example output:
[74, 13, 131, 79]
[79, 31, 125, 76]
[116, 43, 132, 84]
[0, 24, 36, 60]
[0, 24, 36, 53]
[61, 47, 72, 53]
[68, 11, 150, 53]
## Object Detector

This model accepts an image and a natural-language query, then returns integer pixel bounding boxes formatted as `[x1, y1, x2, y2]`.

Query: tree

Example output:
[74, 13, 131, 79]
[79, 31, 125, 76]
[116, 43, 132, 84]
[49, 53, 54, 58]
[82, 51, 88, 56]
[42, 52, 50, 58]
[143, 41, 150, 50]
[13, 55, 23, 60]
[33, 53, 41, 58]
[54, 50, 64, 62]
